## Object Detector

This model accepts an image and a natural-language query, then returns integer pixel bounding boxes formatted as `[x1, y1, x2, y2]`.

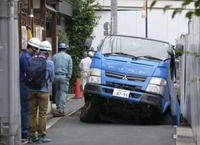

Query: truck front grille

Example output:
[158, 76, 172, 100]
[105, 72, 146, 82]
[104, 71, 145, 99]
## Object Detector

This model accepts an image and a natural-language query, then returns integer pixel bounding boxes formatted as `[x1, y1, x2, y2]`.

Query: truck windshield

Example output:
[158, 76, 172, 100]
[99, 35, 170, 61]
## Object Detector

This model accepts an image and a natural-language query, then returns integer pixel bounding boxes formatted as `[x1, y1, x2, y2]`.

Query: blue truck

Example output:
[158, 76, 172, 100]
[80, 35, 183, 125]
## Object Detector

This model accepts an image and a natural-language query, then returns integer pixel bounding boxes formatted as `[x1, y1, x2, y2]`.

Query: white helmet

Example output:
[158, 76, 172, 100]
[40, 41, 52, 51]
[88, 51, 94, 57]
[28, 37, 41, 49]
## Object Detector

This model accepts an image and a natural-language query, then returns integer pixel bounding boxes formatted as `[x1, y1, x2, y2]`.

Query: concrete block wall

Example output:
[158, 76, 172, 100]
[176, 16, 200, 145]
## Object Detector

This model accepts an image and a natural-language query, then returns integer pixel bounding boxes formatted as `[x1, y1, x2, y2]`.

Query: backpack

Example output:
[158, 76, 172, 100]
[25, 57, 47, 89]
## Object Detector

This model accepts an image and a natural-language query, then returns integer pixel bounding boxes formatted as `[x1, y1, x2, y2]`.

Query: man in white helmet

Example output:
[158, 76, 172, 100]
[19, 37, 41, 139]
[27, 40, 54, 143]
[79, 51, 94, 92]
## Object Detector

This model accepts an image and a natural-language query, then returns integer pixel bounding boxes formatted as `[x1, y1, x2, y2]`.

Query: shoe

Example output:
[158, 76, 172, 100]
[28, 137, 38, 143]
[37, 137, 51, 144]
[59, 109, 66, 116]
[21, 138, 28, 144]
[53, 111, 65, 117]
[58, 109, 65, 114]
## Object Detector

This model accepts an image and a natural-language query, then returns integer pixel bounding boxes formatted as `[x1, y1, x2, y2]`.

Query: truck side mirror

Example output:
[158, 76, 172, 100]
[174, 44, 184, 56]
[167, 50, 174, 56]
[165, 44, 184, 62]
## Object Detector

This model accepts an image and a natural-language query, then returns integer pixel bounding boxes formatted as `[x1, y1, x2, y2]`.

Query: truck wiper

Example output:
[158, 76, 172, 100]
[104, 53, 113, 56]
[113, 52, 137, 59]
[104, 52, 137, 59]
[135, 55, 162, 61]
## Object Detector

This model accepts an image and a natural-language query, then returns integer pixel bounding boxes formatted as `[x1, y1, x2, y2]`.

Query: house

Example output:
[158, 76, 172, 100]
[18, 0, 73, 115]
[18, 0, 73, 55]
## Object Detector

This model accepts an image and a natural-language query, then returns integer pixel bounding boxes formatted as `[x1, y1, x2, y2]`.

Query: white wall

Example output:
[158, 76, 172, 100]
[92, 9, 189, 49]
[176, 16, 200, 144]
[96, 0, 194, 9]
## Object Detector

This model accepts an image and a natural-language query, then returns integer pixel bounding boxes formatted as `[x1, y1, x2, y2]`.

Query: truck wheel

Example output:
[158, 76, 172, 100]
[80, 100, 100, 123]
[161, 113, 173, 125]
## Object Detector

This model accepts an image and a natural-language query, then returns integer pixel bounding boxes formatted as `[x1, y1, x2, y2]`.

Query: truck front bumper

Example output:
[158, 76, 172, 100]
[84, 83, 163, 111]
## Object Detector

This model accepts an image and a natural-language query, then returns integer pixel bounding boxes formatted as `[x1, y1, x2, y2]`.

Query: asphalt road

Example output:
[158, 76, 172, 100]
[43, 111, 176, 145]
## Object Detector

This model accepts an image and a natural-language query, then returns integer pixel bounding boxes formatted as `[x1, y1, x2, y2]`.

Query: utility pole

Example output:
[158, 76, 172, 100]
[111, 0, 117, 35]
[142, 0, 148, 38]
[145, 0, 148, 38]
[0, 0, 20, 145]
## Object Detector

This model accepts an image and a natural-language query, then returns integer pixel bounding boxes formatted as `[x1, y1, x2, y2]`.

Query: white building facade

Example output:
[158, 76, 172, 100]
[92, 0, 193, 48]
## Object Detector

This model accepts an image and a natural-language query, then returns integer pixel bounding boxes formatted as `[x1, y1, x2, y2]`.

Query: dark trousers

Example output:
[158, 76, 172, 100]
[20, 82, 29, 138]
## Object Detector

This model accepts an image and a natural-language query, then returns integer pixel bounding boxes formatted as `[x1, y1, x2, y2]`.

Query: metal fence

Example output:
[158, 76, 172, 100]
[176, 16, 200, 144]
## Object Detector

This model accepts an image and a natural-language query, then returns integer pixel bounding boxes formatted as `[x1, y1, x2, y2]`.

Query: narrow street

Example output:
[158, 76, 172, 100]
[41, 95, 195, 145]
[45, 110, 176, 145]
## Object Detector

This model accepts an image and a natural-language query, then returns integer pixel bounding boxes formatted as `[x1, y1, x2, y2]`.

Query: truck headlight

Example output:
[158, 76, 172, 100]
[88, 68, 101, 84]
[146, 77, 166, 95]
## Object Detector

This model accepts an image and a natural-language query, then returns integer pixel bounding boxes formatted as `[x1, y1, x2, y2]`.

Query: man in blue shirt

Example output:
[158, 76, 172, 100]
[52, 43, 73, 116]
[19, 37, 41, 139]
[27, 40, 54, 143]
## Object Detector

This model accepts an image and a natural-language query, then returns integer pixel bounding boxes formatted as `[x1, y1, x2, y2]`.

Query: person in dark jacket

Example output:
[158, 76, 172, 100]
[19, 37, 41, 139]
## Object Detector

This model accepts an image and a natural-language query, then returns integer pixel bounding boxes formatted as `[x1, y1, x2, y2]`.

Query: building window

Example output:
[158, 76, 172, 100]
[46, 17, 52, 37]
